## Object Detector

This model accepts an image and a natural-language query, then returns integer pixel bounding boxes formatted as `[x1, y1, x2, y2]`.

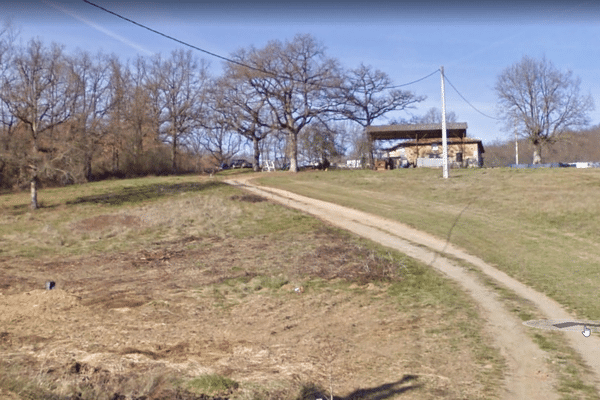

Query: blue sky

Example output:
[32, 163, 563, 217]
[5, 0, 600, 145]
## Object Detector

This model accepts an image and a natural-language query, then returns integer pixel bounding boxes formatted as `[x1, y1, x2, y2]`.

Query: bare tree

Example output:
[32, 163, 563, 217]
[338, 63, 425, 165]
[345, 122, 368, 160]
[213, 70, 272, 171]
[107, 55, 160, 174]
[192, 116, 242, 168]
[0, 20, 18, 188]
[340, 63, 425, 127]
[0, 39, 75, 209]
[0, 19, 17, 83]
[495, 55, 594, 164]
[232, 34, 342, 172]
[149, 49, 209, 172]
[68, 50, 112, 181]
[298, 119, 343, 167]
[0, 94, 17, 188]
[408, 107, 457, 124]
[109, 56, 130, 172]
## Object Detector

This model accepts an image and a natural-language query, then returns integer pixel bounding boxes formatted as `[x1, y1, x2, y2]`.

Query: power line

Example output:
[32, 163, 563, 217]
[443, 73, 500, 120]
[83, 0, 500, 128]
[82, 0, 438, 91]
[82, 0, 267, 74]
[387, 69, 440, 88]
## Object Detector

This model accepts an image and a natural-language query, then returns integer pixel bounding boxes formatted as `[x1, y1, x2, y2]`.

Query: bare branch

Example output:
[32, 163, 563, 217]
[338, 63, 426, 128]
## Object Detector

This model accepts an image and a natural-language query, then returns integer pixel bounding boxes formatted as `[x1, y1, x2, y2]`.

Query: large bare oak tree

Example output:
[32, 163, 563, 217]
[495, 56, 594, 164]
[232, 34, 342, 172]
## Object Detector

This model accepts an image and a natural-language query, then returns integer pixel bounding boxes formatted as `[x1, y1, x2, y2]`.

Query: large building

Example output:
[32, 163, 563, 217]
[365, 123, 484, 168]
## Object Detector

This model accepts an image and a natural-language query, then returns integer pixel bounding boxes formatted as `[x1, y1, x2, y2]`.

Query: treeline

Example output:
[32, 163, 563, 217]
[0, 28, 425, 207]
[484, 126, 600, 167]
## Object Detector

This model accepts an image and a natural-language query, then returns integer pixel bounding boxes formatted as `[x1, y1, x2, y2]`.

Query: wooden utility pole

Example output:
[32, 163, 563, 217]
[441, 66, 449, 179]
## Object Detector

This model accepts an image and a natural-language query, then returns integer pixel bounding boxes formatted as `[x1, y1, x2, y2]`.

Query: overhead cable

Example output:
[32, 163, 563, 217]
[444, 73, 500, 120]
[82, 0, 267, 74]
[387, 69, 439, 88]
[82, 0, 438, 90]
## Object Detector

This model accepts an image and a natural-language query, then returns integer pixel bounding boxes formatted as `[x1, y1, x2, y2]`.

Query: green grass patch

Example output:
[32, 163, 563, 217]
[0, 175, 223, 213]
[532, 333, 559, 352]
[257, 168, 600, 323]
[186, 374, 239, 395]
[253, 275, 289, 291]
[65, 180, 225, 207]
[0, 175, 325, 258]
[387, 260, 457, 309]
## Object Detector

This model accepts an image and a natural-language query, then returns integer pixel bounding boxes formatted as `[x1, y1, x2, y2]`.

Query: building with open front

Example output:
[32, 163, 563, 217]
[365, 123, 484, 169]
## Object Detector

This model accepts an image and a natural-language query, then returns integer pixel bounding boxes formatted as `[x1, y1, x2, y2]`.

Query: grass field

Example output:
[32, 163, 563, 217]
[257, 167, 600, 323]
[0, 175, 506, 399]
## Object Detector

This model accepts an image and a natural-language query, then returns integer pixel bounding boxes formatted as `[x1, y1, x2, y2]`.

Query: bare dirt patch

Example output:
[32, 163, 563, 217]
[72, 214, 142, 232]
[229, 194, 266, 203]
[1, 228, 497, 399]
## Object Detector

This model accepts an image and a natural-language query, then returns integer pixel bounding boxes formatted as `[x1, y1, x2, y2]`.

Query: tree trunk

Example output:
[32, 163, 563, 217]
[367, 137, 374, 169]
[30, 176, 38, 210]
[532, 142, 542, 164]
[31, 131, 40, 210]
[112, 147, 119, 173]
[288, 132, 298, 173]
[84, 153, 93, 182]
[171, 131, 177, 173]
[134, 122, 144, 162]
[253, 136, 261, 172]
[0, 160, 5, 188]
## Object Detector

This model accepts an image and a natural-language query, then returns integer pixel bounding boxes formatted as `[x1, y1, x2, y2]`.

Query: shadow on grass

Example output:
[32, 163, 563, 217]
[300, 375, 422, 400]
[4, 202, 61, 217]
[9, 203, 30, 214]
[66, 181, 226, 207]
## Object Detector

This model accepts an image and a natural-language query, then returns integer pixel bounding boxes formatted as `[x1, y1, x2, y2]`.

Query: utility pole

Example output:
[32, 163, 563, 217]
[514, 127, 519, 165]
[441, 66, 449, 179]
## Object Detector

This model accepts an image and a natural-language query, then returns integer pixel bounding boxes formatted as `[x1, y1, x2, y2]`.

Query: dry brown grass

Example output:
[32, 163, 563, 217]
[0, 174, 503, 399]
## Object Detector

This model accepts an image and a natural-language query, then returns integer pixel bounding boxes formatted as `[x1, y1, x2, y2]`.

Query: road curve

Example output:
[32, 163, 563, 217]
[226, 176, 600, 399]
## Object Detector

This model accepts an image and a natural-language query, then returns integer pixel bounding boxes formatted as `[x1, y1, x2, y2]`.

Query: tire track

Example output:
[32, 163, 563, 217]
[226, 177, 600, 399]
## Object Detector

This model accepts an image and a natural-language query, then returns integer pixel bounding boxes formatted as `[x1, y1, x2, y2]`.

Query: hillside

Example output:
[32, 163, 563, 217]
[484, 126, 600, 167]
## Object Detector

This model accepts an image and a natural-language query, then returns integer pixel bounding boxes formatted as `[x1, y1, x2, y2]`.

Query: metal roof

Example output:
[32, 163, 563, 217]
[366, 123, 468, 141]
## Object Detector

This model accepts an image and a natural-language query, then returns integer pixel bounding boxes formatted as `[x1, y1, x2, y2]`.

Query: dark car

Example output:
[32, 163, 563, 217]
[230, 159, 252, 169]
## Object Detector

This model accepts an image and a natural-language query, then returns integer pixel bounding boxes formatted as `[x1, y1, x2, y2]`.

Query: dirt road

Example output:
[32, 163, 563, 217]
[227, 176, 600, 399]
